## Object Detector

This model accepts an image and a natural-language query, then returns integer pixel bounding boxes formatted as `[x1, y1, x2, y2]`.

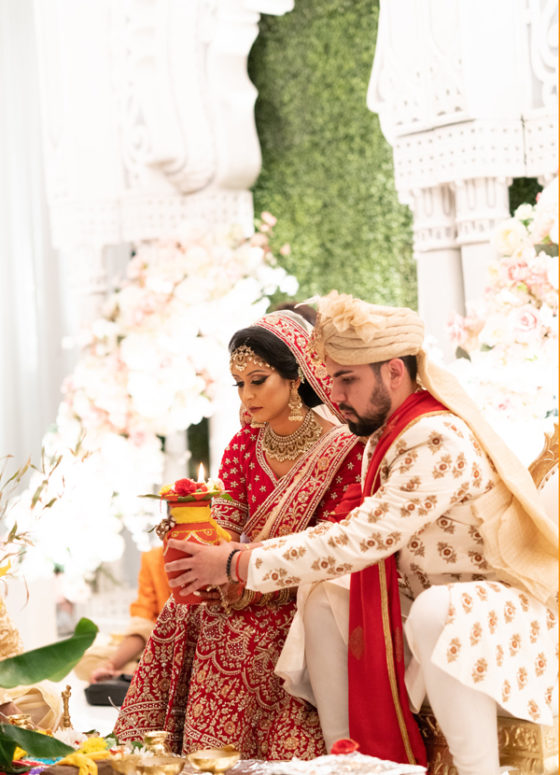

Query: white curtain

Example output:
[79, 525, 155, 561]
[0, 0, 67, 465]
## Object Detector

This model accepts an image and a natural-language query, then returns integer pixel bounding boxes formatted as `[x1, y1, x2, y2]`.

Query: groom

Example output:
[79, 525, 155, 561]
[166, 292, 557, 775]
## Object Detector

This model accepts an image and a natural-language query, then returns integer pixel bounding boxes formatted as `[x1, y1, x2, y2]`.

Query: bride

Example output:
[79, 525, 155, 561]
[114, 308, 364, 760]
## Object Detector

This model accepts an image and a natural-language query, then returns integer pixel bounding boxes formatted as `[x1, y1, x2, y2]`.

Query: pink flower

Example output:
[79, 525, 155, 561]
[448, 313, 467, 345]
[260, 211, 277, 227]
[512, 306, 539, 335]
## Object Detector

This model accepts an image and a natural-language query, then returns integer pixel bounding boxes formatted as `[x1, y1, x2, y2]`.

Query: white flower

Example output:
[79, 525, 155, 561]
[494, 218, 528, 256]
[513, 203, 534, 221]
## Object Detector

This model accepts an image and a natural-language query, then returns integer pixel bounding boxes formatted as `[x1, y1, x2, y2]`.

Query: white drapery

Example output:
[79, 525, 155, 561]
[0, 0, 68, 465]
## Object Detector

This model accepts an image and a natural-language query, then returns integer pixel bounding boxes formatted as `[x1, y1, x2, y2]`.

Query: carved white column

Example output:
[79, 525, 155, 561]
[368, 0, 557, 359]
[407, 184, 464, 358]
[453, 176, 512, 304]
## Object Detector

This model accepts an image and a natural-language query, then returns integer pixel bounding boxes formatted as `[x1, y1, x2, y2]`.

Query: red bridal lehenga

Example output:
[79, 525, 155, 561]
[114, 423, 363, 760]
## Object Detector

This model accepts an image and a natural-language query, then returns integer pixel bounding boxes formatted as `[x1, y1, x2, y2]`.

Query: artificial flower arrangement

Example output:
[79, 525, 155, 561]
[5, 215, 296, 601]
[447, 178, 558, 462]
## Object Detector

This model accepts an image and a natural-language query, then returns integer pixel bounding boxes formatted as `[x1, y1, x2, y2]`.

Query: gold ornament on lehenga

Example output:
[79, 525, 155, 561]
[229, 345, 271, 373]
[262, 409, 322, 462]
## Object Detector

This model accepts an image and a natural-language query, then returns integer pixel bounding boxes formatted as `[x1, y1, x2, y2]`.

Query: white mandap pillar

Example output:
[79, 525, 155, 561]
[368, 0, 558, 356]
[408, 185, 464, 358]
[453, 176, 512, 304]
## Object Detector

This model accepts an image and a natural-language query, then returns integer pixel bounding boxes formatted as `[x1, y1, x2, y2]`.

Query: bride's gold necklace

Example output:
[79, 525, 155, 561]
[262, 410, 322, 462]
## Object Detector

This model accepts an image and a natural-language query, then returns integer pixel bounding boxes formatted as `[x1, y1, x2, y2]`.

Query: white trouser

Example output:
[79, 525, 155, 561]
[302, 581, 501, 775]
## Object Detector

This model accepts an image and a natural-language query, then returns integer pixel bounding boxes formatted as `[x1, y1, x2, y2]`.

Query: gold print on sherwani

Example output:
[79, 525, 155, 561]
[528, 699, 540, 721]
[468, 550, 488, 570]
[406, 534, 425, 557]
[437, 541, 457, 564]
[470, 622, 482, 646]
[368, 501, 389, 523]
[282, 546, 307, 561]
[359, 531, 401, 553]
[402, 475, 421, 491]
[447, 637, 461, 662]
[328, 532, 349, 548]
[400, 497, 420, 518]
[517, 666, 528, 690]
[452, 452, 467, 478]
[432, 454, 452, 478]
[427, 431, 444, 453]
[504, 600, 516, 623]
[535, 652, 547, 677]
[436, 516, 455, 533]
[496, 644, 504, 666]
[509, 633, 522, 656]
[418, 495, 437, 516]
[472, 658, 488, 683]
[397, 448, 419, 474]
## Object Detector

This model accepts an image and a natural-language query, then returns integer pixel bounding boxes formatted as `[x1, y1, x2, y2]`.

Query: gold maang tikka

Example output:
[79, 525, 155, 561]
[230, 345, 271, 429]
[229, 345, 271, 373]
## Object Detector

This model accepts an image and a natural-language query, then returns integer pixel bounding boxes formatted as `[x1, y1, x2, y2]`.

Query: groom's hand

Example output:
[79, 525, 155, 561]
[164, 539, 232, 595]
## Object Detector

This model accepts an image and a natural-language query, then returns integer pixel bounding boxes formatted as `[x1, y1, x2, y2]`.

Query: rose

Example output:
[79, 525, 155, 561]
[493, 218, 527, 256]
[173, 478, 198, 496]
[514, 203, 534, 221]
[330, 738, 360, 755]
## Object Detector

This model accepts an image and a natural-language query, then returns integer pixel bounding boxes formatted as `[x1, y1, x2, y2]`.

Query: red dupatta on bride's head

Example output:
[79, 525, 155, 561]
[254, 310, 343, 422]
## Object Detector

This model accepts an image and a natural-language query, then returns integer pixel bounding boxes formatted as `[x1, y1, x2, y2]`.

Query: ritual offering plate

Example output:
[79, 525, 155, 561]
[186, 744, 241, 773]
[110, 753, 186, 775]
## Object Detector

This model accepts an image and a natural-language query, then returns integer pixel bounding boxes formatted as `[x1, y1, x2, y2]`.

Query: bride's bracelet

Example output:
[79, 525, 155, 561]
[225, 549, 241, 583]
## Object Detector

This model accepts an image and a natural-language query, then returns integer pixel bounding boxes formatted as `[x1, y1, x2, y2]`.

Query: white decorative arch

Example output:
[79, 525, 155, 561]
[369, 0, 558, 357]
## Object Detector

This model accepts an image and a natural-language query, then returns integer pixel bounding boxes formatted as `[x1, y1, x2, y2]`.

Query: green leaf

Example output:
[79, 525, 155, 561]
[0, 723, 74, 759]
[455, 346, 471, 361]
[0, 618, 98, 688]
[0, 736, 18, 772]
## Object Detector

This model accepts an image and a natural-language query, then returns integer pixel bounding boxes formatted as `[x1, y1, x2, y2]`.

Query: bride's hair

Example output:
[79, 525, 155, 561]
[229, 312, 322, 408]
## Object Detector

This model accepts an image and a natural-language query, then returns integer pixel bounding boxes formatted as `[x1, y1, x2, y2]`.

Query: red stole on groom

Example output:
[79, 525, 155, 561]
[344, 390, 447, 765]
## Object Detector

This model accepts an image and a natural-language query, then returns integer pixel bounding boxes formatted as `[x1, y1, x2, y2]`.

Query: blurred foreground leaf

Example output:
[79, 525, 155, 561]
[0, 724, 74, 773]
[0, 618, 98, 688]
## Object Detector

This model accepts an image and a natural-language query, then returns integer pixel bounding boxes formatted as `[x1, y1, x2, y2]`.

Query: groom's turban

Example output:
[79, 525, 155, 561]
[311, 291, 424, 365]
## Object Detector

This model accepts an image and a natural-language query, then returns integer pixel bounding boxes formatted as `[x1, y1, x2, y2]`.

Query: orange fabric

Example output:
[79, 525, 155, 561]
[129, 547, 171, 622]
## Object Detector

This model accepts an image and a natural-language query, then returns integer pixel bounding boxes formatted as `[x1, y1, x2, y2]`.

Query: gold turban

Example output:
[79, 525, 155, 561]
[313, 292, 424, 364]
[312, 291, 558, 605]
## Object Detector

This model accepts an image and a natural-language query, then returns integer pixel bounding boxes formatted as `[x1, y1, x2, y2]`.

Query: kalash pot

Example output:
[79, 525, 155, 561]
[154, 479, 231, 605]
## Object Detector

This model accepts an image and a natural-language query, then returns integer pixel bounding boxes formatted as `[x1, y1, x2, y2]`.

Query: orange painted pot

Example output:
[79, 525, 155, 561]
[163, 501, 230, 604]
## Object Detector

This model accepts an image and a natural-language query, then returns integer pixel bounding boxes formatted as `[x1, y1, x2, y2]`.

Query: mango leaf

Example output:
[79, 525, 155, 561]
[0, 724, 74, 772]
[0, 618, 98, 688]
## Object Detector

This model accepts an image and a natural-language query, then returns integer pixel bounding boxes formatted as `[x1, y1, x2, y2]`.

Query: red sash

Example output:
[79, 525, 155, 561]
[346, 390, 447, 765]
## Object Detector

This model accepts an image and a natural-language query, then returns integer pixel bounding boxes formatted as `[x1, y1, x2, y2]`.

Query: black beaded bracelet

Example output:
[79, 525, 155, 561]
[225, 549, 241, 583]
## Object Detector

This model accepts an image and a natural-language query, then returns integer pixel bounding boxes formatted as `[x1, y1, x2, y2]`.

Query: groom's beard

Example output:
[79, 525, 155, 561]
[340, 382, 392, 437]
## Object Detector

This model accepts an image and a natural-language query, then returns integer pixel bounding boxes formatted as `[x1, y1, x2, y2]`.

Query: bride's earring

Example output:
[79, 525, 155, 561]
[288, 383, 304, 422]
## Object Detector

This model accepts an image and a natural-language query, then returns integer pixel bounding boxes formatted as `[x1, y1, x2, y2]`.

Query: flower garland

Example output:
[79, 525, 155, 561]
[447, 178, 558, 463]
[6, 216, 297, 600]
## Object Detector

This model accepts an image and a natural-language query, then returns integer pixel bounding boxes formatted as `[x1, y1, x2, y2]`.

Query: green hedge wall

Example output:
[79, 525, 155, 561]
[249, 0, 417, 309]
